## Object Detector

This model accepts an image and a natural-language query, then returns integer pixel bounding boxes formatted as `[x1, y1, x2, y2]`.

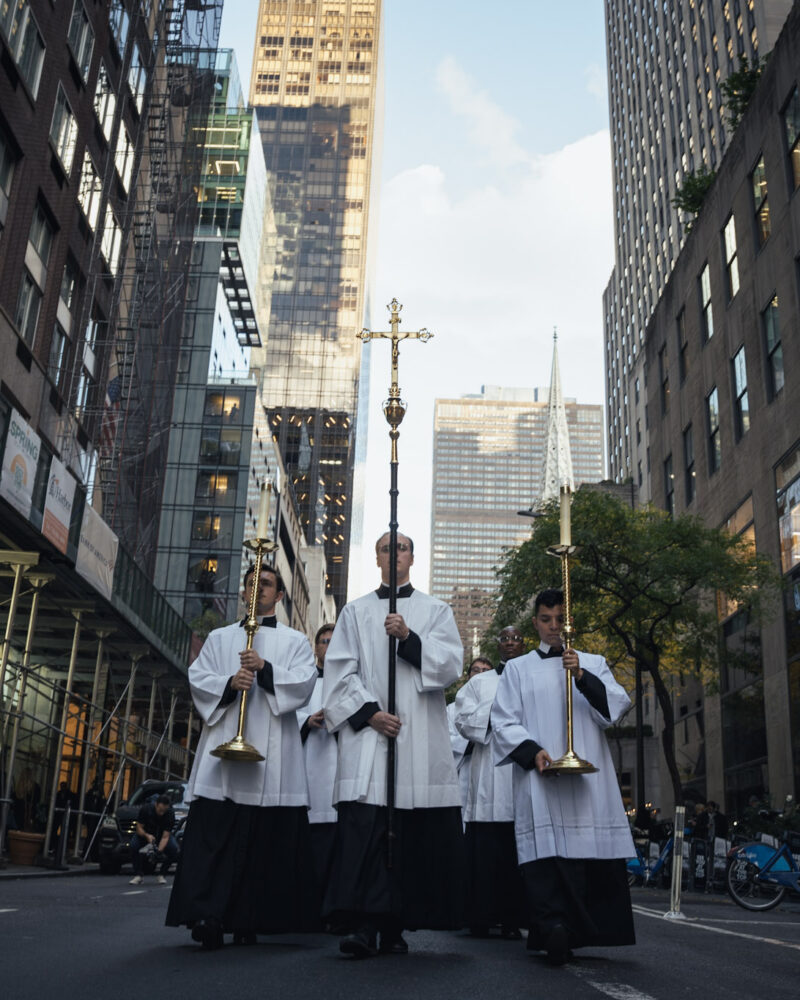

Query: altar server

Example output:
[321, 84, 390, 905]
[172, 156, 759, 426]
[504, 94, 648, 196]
[492, 589, 635, 965]
[166, 565, 317, 950]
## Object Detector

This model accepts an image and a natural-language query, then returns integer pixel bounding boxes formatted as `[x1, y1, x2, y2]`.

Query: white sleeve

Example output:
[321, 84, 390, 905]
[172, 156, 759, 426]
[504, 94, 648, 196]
[322, 604, 378, 733]
[491, 661, 537, 766]
[264, 632, 317, 716]
[454, 676, 493, 744]
[188, 631, 237, 728]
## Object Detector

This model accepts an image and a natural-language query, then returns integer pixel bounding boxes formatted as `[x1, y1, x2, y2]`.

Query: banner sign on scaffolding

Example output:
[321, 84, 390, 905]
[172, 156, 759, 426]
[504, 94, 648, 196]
[42, 456, 76, 554]
[0, 408, 41, 519]
[75, 503, 118, 599]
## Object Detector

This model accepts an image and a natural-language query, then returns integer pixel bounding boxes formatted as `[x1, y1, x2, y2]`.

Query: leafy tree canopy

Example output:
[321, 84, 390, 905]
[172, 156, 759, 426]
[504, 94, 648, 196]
[721, 53, 767, 130]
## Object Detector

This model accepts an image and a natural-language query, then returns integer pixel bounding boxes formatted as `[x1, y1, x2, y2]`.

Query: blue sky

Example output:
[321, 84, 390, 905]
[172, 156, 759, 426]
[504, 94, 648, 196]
[219, 1, 614, 593]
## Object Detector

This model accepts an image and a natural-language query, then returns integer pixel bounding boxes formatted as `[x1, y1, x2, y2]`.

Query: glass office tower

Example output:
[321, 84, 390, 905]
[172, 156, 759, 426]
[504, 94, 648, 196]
[249, 0, 383, 609]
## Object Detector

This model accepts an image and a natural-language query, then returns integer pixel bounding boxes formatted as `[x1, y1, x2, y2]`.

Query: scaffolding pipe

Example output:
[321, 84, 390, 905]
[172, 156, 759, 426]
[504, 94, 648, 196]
[113, 652, 144, 812]
[43, 609, 85, 857]
[165, 689, 177, 779]
[73, 629, 113, 859]
[0, 555, 37, 710]
[0, 574, 51, 862]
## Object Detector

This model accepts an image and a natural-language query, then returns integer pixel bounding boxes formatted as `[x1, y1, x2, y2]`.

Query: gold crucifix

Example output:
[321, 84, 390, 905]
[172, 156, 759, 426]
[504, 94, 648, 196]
[358, 298, 433, 458]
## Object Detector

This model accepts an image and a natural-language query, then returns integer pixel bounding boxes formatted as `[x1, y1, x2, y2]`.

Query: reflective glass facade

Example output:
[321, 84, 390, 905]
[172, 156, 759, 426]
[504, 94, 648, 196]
[249, 0, 383, 609]
[430, 387, 604, 654]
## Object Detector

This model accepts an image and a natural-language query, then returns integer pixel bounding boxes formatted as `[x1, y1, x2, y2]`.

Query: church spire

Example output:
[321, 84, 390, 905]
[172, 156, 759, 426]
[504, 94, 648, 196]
[540, 328, 574, 502]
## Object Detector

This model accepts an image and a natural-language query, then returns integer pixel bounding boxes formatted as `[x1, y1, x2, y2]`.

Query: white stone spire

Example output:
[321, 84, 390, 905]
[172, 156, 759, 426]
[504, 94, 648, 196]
[540, 329, 574, 502]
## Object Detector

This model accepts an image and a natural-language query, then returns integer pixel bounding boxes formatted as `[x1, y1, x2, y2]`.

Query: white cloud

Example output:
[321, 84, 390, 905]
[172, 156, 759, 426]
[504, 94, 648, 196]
[435, 55, 530, 169]
[352, 60, 614, 598]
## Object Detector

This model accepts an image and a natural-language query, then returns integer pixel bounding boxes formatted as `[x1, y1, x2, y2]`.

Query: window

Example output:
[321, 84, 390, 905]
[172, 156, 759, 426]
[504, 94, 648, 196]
[707, 386, 721, 474]
[109, 0, 129, 56]
[0, 1, 45, 97]
[658, 343, 670, 414]
[723, 215, 739, 299]
[68, 1, 94, 82]
[94, 62, 116, 142]
[48, 324, 69, 389]
[684, 424, 695, 504]
[74, 365, 92, 423]
[100, 204, 121, 275]
[49, 84, 78, 174]
[28, 203, 53, 267]
[77, 151, 102, 229]
[677, 308, 688, 382]
[751, 155, 770, 246]
[15, 272, 41, 345]
[664, 454, 675, 517]
[762, 294, 784, 400]
[732, 346, 750, 439]
[128, 42, 146, 114]
[699, 263, 714, 339]
[114, 124, 133, 192]
[784, 86, 800, 190]
[0, 122, 15, 230]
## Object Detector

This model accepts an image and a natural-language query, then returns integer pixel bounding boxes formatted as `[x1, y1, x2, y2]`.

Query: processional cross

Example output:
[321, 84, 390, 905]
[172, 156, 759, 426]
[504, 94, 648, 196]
[357, 298, 433, 867]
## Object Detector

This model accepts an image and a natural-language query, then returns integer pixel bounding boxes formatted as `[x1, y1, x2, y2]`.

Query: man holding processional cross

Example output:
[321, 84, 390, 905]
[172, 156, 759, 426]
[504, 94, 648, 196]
[321, 301, 465, 958]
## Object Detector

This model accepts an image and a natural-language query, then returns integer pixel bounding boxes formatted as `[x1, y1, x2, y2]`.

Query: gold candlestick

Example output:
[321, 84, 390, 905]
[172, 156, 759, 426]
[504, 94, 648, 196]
[211, 485, 279, 762]
[544, 486, 598, 776]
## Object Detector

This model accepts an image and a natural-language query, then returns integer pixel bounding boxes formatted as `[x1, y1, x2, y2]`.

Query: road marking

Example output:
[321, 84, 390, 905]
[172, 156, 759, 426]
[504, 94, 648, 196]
[571, 966, 657, 1000]
[0, 908, 18, 914]
[632, 904, 800, 952]
[122, 890, 146, 896]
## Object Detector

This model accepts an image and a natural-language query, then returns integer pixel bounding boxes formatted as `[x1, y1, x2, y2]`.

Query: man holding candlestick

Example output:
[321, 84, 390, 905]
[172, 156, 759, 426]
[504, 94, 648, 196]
[166, 563, 318, 950]
[491, 589, 635, 965]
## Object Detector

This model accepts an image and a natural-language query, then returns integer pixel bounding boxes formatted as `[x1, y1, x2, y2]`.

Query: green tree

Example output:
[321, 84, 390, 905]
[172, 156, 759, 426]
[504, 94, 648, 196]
[488, 491, 781, 805]
[189, 607, 226, 640]
[672, 165, 717, 230]
[721, 53, 767, 130]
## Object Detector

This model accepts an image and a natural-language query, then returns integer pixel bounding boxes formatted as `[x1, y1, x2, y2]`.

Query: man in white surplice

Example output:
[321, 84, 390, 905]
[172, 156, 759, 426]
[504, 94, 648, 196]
[322, 532, 465, 958]
[297, 622, 338, 904]
[455, 655, 523, 938]
[492, 589, 635, 965]
[166, 564, 317, 950]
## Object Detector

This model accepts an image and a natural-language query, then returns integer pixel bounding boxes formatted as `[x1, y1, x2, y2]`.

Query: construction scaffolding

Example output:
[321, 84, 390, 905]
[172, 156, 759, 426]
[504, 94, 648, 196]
[0, 563, 195, 865]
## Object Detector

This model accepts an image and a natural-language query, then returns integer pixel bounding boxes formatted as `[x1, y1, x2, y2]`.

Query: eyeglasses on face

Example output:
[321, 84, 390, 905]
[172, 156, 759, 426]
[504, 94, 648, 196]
[498, 633, 523, 642]
[379, 543, 411, 553]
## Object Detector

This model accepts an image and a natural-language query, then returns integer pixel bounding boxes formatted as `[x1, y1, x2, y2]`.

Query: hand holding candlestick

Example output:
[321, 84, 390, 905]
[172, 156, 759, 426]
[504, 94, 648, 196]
[211, 482, 278, 762]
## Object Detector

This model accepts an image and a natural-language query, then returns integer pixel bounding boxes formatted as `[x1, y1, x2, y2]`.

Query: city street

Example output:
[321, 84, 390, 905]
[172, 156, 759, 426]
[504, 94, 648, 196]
[0, 876, 798, 1000]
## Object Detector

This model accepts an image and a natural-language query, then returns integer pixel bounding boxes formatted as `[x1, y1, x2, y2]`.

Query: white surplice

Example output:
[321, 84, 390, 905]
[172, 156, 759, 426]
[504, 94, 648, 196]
[446, 701, 470, 811]
[454, 670, 514, 823]
[297, 675, 338, 823]
[492, 649, 635, 864]
[322, 589, 463, 808]
[187, 621, 317, 807]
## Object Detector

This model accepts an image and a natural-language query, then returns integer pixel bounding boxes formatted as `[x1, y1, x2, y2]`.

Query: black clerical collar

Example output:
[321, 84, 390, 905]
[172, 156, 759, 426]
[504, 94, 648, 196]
[375, 583, 414, 599]
[536, 643, 563, 659]
[239, 616, 277, 628]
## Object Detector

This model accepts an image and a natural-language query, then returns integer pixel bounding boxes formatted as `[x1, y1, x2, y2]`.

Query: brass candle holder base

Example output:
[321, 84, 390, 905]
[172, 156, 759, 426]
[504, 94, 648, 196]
[543, 750, 598, 776]
[210, 735, 265, 762]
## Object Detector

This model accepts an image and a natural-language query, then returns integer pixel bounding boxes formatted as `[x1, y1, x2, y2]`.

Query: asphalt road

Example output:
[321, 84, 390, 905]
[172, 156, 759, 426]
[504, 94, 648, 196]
[1, 876, 799, 1000]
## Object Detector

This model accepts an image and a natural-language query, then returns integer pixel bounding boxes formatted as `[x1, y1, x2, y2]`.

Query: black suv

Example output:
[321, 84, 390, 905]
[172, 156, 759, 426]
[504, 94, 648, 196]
[97, 779, 189, 875]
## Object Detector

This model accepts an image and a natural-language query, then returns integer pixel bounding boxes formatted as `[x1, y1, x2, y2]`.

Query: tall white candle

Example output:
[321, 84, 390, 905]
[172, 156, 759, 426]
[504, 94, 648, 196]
[256, 482, 271, 539]
[559, 485, 571, 547]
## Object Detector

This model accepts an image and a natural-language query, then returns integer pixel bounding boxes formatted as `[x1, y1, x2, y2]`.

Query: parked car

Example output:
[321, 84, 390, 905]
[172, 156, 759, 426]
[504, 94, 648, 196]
[98, 779, 189, 875]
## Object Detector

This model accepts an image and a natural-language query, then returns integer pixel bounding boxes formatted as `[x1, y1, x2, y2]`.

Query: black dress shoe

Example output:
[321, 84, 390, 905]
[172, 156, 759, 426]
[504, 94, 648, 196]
[232, 931, 257, 946]
[545, 924, 569, 966]
[339, 930, 378, 959]
[191, 919, 224, 951]
[378, 933, 408, 955]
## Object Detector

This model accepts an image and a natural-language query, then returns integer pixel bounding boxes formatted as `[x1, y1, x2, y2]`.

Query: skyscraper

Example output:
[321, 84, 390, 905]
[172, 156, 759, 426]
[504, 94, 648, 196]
[429, 381, 604, 655]
[248, 0, 384, 609]
[603, 0, 792, 488]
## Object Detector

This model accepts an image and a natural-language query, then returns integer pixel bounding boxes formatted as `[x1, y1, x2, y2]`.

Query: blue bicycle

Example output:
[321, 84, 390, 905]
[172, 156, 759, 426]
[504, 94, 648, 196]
[627, 831, 676, 887]
[726, 830, 800, 911]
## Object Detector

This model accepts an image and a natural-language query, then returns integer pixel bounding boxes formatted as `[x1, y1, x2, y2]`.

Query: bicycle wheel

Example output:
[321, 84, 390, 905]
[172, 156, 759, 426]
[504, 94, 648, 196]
[726, 855, 786, 911]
